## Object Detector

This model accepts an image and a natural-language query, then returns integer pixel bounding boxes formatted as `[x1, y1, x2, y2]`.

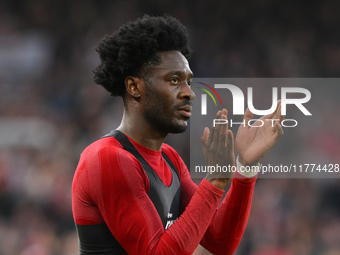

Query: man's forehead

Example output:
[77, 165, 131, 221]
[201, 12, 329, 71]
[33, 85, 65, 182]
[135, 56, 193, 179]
[154, 51, 191, 71]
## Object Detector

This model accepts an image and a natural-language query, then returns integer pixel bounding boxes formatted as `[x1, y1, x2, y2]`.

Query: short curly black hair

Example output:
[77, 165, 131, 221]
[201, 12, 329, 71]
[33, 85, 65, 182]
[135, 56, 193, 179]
[93, 14, 192, 97]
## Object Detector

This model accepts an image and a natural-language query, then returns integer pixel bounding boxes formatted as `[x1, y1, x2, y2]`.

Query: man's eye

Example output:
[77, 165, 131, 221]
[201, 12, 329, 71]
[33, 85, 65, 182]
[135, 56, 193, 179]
[187, 79, 192, 86]
[170, 78, 180, 85]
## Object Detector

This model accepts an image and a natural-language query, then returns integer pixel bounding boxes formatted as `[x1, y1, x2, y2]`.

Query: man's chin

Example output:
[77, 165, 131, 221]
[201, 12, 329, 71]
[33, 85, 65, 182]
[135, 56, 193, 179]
[169, 121, 188, 134]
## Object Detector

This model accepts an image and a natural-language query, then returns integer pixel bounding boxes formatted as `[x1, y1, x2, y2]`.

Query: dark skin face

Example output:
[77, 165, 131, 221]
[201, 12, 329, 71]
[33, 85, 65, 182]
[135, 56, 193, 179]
[118, 51, 195, 151]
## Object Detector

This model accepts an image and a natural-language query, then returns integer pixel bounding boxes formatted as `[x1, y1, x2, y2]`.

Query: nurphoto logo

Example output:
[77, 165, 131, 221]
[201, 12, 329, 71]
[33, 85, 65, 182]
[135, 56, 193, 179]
[198, 83, 312, 128]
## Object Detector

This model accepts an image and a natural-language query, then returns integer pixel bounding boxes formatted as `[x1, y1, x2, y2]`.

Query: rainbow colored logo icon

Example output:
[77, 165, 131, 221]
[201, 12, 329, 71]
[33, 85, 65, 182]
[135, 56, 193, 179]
[196, 82, 222, 115]
[196, 82, 222, 106]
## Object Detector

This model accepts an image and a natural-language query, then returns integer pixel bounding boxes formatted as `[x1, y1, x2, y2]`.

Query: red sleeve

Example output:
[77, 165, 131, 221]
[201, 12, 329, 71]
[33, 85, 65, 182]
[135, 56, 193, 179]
[73, 139, 225, 255]
[163, 146, 257, 255]
[201, 172, 257, 255]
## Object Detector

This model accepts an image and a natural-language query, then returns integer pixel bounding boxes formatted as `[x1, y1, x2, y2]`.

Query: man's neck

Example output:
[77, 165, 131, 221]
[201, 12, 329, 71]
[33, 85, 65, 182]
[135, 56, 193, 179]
[117, 112, 167, 151]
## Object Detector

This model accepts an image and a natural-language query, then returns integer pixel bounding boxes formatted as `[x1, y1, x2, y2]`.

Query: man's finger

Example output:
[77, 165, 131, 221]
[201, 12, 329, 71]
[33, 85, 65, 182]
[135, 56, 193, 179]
[218, 110, 229, 150]
[243, 106, 254, 123]
[273, 121, 284, 138]
[201, 127, 209, 147]
[226, 129, 234, 156]
[208, 110, 221, 143]
[212, 110, 224, 146]
[266, 100, 281, 119]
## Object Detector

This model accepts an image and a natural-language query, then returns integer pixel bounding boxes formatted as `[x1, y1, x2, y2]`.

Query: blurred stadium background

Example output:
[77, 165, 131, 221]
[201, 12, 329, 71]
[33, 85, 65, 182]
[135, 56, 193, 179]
[0, 0, 340, 254]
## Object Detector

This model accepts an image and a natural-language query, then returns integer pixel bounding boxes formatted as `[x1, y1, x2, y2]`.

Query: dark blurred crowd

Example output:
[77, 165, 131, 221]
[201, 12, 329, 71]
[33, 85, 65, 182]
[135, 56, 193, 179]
[0, 0, 339, 254]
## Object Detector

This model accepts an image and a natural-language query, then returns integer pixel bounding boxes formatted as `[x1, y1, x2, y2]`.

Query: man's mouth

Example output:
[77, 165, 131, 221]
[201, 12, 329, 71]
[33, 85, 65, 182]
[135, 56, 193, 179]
[177, 105, 192, 118]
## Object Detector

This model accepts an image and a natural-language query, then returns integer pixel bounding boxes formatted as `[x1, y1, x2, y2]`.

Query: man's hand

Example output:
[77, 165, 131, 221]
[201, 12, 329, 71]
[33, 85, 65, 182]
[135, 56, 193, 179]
[201, 109, 235, 189]
[236, 100, 284, 166]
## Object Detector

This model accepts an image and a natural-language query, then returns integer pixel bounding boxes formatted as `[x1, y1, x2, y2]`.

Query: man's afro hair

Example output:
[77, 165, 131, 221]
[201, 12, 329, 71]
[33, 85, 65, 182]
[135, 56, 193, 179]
[93, 14, 192, 97]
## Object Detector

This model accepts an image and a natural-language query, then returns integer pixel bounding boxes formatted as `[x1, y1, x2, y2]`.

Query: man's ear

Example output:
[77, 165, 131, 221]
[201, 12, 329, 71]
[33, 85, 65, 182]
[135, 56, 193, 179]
[125, 76, 143, 98]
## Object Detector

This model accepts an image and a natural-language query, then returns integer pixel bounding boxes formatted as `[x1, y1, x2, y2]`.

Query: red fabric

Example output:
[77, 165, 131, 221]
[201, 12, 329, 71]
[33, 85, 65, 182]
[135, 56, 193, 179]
[72, 136, 257, 255]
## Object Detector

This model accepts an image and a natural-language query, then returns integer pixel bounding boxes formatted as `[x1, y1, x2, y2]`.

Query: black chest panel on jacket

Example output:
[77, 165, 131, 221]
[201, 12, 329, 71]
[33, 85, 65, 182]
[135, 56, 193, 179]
[75, 130, 181, 254]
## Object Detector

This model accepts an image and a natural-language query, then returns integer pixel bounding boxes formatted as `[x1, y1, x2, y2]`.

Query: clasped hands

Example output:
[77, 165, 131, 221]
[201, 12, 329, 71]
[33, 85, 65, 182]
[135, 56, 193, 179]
[202, 101, 284, 189]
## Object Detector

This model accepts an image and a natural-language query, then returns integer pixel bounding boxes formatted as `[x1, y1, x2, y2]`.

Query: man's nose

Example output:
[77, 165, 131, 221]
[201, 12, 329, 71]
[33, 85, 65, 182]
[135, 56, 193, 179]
[179, 82, 196, 101]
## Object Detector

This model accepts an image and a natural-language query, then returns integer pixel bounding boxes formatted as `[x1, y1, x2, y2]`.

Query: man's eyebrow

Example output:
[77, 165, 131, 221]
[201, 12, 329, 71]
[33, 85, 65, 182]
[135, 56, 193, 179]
[163, 70, 194, 77]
